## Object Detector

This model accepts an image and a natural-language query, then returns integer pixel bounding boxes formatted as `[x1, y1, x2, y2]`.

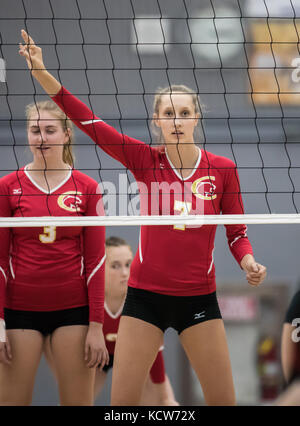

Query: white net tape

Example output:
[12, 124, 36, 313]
[1, 214, 300, 227]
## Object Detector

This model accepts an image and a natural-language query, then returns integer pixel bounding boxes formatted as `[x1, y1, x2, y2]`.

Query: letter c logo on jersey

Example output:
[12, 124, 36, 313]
[106, 333, 117, 342]
[57, 191, 83, 212]
[191, 176, 217, 200]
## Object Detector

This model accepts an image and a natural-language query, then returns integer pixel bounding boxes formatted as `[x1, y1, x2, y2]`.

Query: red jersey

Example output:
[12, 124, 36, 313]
[52, 87, 253, 296]
[103, 301, 123, 355]
[103, 301, 165, 383]
[0, 167, 105, 322]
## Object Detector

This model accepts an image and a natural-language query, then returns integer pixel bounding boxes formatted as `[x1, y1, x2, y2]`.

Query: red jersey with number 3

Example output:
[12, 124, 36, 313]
[0, 167, 105, 322]
[52, 87, 253, 297]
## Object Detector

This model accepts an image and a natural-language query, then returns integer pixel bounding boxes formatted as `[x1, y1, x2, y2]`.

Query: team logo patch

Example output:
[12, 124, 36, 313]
[106, 333, 117, 342]
[57, 191, 83, 212]
[191, 176, 217, 200]
[194, 311, 206, 320]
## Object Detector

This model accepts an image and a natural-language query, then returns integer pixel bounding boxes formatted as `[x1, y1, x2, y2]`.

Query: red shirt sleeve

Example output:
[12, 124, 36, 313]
[82, 181, 106, 323]
[221, 163, 253, 266]
[52, 86, 151, 172]
[149, 349, 166, 384]
[0, 178, 11, 320]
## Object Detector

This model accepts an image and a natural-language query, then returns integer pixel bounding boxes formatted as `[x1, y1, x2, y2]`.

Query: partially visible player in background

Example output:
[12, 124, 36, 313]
[280, 289, 300, 384]
[0, 100, 108, 406]
[96, 236, 178, 405]
[44, 236, 179, 405]
[273, 289, 300, 406]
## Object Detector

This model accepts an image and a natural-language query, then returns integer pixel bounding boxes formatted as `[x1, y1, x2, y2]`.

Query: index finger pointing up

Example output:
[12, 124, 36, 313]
[21, 29, 35, 46]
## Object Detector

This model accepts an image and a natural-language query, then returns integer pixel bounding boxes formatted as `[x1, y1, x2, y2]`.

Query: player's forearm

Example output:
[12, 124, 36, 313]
[0, 235, 9, 322]
[31, 69, 61, 97]
[89, 321, 104, 329]
[88, 289, 105, 324]
[87, 269, 105, 323]
[0, 275, 6, 322]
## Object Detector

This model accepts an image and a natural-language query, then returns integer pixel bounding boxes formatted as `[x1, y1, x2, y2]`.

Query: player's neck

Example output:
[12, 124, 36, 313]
[166, 144, 200, 179]
[105, 291, 126, 315]
[27, 160, 70, 176]
[26, 161, 71, 191]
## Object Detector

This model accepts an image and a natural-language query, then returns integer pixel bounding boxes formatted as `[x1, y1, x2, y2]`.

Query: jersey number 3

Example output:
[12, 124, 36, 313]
[39, 226, 57, 243]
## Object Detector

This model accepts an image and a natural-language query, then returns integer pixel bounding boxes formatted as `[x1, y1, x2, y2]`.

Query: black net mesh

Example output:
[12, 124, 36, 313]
[0, 0, 300, 218]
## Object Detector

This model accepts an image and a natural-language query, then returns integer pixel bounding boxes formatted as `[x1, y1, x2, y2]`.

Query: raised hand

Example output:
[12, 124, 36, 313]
[19, 29, 45, 74]
[18, 29, 61, 96]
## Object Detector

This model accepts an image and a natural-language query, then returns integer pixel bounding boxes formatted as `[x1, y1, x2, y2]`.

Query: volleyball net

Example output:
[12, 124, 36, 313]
[0, 0, 300, 227]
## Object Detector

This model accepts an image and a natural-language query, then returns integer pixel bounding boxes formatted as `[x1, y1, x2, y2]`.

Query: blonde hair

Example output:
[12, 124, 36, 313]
[106, 236, 130, 248]
[152, 84, 204, 144]
[25, 100, 75, 167]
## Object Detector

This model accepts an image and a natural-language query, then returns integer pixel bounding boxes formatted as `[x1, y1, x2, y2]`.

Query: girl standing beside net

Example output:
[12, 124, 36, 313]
[0, 96, 108, 405]
[19, 30, 267, 406]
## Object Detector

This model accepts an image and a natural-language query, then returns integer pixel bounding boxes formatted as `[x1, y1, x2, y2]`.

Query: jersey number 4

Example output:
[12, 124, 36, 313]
[39, 226, 57, 243]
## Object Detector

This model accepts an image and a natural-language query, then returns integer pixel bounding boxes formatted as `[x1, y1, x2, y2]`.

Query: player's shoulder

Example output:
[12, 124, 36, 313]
[285, 289, 300, 323]
[71, 169, 100, 189]
[0, 168, 26, 189]
[201, 150, 236, 169]
[289, 289, 300, 310]
[136, 142, 162, 167]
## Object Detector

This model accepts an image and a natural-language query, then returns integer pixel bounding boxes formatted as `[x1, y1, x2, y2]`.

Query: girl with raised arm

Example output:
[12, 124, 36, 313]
[19, 30, 267, 406]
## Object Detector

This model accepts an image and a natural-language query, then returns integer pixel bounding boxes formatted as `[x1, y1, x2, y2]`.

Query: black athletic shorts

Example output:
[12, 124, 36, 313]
[285, 290, 300, 324]
[4, 306, 89, 337]
[122, 286, 222, 334]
